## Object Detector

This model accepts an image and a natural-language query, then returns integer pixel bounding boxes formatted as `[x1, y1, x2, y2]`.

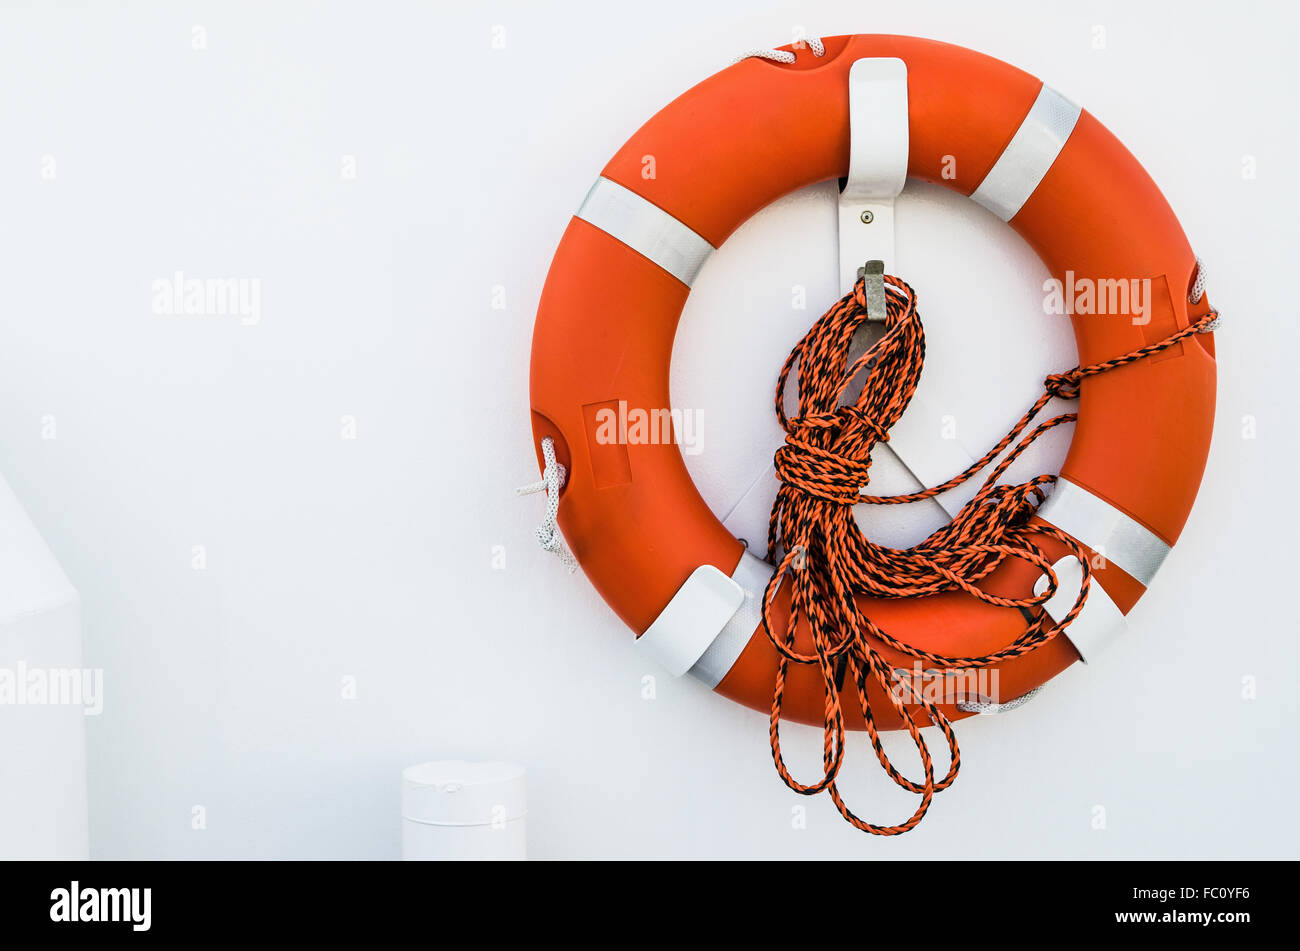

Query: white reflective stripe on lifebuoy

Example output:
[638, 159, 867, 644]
[639, 552, 774, 683]
[1036, 478, 1171, 586]
[637, 564, 744, 677]
[969, 84, 1082, 221]
[1032, 556, 1126, 662]
[576, 177, 715, 286]
[690, 551, 775, 688]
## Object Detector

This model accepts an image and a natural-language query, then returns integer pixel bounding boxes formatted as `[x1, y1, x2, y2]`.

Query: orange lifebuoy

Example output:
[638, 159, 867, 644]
[528, 35, 1216, 733]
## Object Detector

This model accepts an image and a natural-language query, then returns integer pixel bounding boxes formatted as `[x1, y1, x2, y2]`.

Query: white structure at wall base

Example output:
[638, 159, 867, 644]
[0, 474, 88, 860]
[401, 761, 526, 860]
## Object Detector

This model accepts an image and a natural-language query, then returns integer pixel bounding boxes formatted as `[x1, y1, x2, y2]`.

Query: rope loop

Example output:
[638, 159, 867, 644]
[516, 436, 577, 573]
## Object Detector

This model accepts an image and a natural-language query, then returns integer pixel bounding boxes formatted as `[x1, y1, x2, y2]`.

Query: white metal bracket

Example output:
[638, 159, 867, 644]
[838, 58, 909, 296]
[836, 57, 977, 517]
[722, 57, 988, 551]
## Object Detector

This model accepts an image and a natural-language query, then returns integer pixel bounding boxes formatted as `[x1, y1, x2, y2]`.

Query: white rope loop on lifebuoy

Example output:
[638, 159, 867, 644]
[733, 34, 824, 65]
[955, 686, 1044, 716]
[1190, 257, 1220, 332]
[516, 436, 577, 573]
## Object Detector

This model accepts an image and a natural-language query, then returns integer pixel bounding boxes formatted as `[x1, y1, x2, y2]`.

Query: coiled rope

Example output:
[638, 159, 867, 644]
[761, 268, 1219, 835]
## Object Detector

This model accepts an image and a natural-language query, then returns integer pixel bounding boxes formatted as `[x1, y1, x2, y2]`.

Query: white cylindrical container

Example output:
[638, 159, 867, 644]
[401, 761, 526, 860]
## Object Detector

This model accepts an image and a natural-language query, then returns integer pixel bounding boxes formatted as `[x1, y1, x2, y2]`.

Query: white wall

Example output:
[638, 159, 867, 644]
[0, 0, 1295, 858]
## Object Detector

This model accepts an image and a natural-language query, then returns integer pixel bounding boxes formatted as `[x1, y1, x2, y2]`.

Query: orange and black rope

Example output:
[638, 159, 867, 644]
[763, 273, 1218, 835]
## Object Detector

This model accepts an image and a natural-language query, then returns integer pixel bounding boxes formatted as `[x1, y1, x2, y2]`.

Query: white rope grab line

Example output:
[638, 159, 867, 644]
[733, 34, 824, 65]
[1190, 256, 1221, 332]
[955, 685, 1044, 716]
[516, 436, 577, 573]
